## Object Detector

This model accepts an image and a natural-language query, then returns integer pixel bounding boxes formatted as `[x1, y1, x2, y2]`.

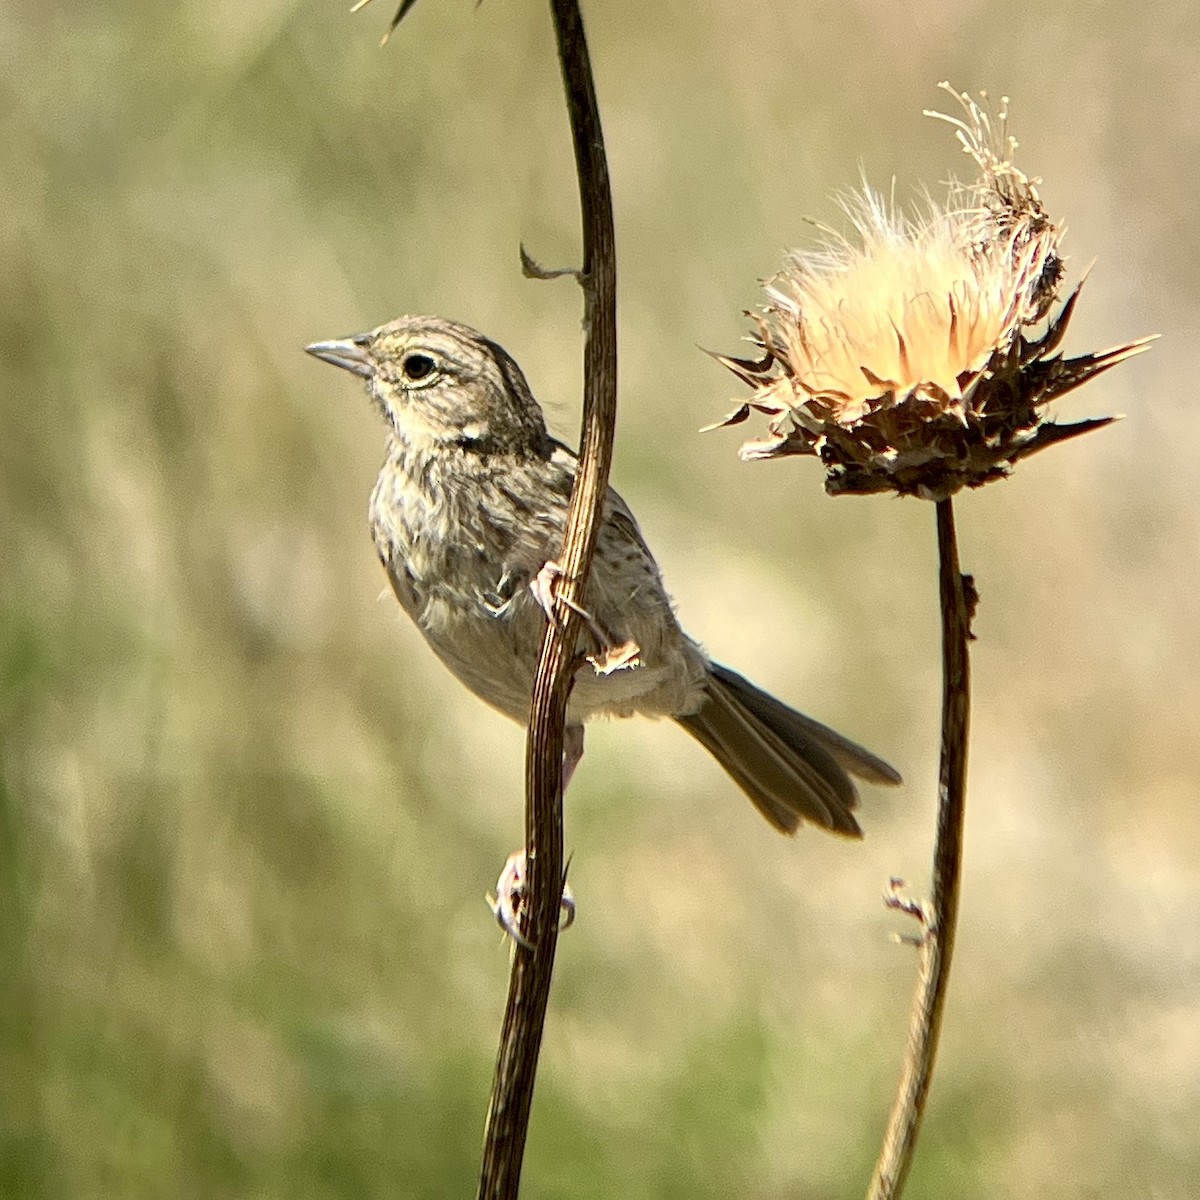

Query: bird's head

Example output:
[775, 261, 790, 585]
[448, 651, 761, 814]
[306, 315, 550, 456]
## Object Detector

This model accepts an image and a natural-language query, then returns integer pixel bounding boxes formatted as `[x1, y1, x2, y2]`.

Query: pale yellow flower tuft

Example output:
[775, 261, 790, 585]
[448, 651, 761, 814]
[764, 180, 1057, 419]
[712, 85, 1153, 499]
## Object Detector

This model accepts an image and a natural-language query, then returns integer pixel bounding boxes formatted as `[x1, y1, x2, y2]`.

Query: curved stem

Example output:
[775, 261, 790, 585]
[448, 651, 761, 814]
[867, 496, 973, 1199]
[475, 3, 617, 1198]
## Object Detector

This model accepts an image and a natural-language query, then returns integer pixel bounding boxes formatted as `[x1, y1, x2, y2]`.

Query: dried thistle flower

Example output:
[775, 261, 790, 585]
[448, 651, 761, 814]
[710, 84, 1154, 499]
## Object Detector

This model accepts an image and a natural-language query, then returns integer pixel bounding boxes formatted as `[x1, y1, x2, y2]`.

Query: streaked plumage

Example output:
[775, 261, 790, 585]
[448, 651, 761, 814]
[307, 315, 900, 835]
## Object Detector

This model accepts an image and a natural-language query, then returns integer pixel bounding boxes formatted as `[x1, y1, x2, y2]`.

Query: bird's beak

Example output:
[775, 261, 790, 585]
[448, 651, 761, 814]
[305, 335, 373, 378]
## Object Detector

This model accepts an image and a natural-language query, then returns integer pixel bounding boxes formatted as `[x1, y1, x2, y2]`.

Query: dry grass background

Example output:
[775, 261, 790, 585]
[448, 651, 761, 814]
[2, 1, 1197, 1196]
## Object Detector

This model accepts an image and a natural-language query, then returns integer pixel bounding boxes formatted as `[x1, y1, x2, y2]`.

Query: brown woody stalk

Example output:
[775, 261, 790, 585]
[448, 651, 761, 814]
[359, 0, 614, 1190]
[867, 498, 972, 1199]
[476, 2, 617, 1198]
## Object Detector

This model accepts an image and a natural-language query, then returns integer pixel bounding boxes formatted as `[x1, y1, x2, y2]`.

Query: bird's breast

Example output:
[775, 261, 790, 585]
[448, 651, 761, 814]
[366, 446, 709, 725]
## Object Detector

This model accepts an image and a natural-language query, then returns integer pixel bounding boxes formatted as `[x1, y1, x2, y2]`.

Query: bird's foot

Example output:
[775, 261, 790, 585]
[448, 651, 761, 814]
[530, 561, 594, 629]
[488, 850, 575, 948]
[529, 562, 640, 674]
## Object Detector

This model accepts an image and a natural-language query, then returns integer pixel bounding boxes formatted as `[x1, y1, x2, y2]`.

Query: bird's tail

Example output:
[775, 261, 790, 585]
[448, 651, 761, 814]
[674, 663, 901, 837]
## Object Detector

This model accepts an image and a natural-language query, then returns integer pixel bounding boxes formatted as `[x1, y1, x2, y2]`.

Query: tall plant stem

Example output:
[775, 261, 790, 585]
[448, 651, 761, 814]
[868, 496, 973, 1200]
[475, 2, 617, 1198]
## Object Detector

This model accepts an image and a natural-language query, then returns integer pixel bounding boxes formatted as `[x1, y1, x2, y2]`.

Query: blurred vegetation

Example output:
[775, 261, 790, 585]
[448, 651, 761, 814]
[2, 0, 1197, 1196]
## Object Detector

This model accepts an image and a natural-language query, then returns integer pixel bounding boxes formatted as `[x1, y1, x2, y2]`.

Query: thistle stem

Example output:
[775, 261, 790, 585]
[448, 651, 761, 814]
[475, 2, 617, 1198]
[867, 496, 972, 1199]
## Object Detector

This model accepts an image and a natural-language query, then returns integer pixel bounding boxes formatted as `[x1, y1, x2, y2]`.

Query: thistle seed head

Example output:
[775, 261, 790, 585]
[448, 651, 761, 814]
[710, 84, 1154, 500]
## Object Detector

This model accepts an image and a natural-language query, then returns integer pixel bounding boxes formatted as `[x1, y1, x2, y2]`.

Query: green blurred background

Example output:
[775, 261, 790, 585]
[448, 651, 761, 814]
[3, 1, 1196, 1196]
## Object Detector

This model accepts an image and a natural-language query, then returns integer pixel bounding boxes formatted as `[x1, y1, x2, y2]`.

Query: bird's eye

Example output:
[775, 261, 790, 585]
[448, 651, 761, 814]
[401, 353, 437, 382]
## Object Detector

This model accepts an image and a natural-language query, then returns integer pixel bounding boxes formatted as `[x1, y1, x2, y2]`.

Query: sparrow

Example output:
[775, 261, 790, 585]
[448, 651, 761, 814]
[306, 315, 900, 853]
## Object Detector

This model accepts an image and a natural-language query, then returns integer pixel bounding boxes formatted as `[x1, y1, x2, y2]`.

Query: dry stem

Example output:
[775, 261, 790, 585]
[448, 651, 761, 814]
[475, 2, 617, 1197]
[867, 497, 972, 1199]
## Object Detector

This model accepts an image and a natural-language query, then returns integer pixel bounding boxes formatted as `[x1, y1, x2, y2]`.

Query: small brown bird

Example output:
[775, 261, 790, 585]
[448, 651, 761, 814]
[307, 316, 899, 839]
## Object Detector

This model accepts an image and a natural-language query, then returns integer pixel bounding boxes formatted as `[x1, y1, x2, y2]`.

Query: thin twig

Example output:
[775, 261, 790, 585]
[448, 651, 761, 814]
[475, 2, 617, 1198]
[867, 497, 972, 1199]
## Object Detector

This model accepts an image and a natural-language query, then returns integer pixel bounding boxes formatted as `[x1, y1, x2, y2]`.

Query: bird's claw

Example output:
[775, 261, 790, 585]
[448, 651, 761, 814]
[529, 561, 579, 625]
[530, 562, 639, 673]
[488, 850, 575, 948]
